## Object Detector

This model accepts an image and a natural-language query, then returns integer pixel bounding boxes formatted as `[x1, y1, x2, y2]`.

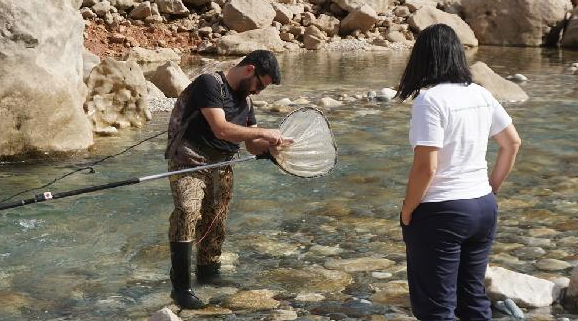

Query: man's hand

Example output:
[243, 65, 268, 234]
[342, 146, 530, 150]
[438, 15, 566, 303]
[260, 128, 292, 146]
[269, 139, 294, 157]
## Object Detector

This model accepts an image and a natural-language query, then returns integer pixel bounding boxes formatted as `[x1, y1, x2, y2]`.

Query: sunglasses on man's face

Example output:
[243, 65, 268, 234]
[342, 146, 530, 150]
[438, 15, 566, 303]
[254, 72, 266, 92]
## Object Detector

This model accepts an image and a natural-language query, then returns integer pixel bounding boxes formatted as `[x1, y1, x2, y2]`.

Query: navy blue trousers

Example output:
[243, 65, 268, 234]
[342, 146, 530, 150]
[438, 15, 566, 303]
[401, 193, 498, 321]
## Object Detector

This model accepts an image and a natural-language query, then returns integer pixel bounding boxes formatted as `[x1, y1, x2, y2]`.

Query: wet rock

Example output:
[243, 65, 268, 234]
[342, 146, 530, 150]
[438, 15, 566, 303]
[178, 305, 233, 316]
[295, 292, 326, 302]
[148, 307, 180, 321]
[535, 259, 572, 271]
[307, 299, 390, 317]
[263, 267, 353, 293]
[243, 234, 300, 256]
[485, 266, 561, 307]
[324, 257, 395, 272]
[514, 247, 547, 260]
[318, 97, 343, 108]
[267, 309, 299, 320]
[307, 244, 345, 256]
[371, 272, 393, 280]
[222, 289, 280, 311]
[370, 280, 411, 307]
[528, 228, 558, 238]
[470, 61, 529, 102]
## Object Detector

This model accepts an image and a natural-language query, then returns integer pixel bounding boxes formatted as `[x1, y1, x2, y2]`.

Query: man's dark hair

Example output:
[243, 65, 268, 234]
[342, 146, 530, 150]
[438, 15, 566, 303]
[238, 50, 281, 85]
[396, 23, 472, 100]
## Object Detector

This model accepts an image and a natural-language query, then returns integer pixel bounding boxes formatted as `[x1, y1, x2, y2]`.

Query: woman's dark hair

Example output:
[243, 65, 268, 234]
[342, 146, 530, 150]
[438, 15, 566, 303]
[396, 23, 472, 100]
[238, 50, 281, 85]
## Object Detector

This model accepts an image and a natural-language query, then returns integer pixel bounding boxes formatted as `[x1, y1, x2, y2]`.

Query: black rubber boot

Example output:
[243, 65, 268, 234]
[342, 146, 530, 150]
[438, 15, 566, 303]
[196, 262, 240, 287]
[196, 262, 221, 282]
[170, 242, 204, 309]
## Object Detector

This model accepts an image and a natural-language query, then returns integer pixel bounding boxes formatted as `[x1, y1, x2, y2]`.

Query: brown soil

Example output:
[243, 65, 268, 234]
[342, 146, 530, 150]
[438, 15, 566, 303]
[84, 19, 202, 58]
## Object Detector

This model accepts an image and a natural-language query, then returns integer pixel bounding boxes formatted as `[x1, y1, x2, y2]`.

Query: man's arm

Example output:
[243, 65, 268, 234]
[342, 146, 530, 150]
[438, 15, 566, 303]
[244, 125, 272, 155]
[201, 108, 284, 145]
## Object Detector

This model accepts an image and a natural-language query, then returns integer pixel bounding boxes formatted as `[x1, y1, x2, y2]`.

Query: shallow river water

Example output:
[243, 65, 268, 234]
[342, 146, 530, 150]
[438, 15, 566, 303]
[1, 47, 578, 320]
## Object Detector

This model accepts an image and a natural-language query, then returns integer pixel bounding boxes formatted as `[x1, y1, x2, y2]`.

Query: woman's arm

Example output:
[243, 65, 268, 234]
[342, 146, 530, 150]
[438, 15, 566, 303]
[401, 146, 438, 225]
[489, 124, 521, 194]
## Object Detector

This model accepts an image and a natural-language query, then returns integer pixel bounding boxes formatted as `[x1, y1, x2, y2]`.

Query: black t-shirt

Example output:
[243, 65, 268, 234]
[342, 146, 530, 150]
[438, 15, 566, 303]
[183, 72, 257, 153]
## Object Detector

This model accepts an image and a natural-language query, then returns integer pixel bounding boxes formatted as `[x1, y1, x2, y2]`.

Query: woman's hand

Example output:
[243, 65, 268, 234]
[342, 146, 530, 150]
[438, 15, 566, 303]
[400, 204, 412, 226]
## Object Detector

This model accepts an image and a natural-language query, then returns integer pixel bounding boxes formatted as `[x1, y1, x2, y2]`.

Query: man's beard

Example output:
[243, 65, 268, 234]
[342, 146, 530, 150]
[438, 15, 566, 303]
[237, 77, 252, 99]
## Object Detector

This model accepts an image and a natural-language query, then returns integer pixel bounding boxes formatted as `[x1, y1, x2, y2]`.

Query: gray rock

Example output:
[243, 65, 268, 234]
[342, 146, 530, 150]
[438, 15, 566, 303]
[470, 61, 529, 102]
[485, 266, 560, 307]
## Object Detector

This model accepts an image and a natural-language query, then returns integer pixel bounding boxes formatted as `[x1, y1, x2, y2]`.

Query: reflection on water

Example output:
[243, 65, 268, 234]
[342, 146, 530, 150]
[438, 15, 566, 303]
[1, 47, 578, 320]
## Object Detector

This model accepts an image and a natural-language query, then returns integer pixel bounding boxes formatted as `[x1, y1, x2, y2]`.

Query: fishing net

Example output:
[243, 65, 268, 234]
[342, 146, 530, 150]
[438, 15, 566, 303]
[270, 107, 337, 178]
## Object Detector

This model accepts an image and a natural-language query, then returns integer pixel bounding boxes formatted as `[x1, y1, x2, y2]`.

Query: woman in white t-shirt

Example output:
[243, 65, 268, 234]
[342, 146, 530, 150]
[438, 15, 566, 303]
[396, 24, 521, 321]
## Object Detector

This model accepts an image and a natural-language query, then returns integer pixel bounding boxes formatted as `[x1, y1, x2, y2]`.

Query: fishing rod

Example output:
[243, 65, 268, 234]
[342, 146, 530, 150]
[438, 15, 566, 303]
[0, 155, 269, 211]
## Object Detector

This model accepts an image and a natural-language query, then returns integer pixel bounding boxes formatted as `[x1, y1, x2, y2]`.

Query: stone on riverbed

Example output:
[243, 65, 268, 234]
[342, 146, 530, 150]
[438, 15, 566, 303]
[262, 267, 353, 293]
[324, 257, 395, 272]
[222, 289, 280, 311]
[485, 266, 561, 307]
[535, 259, 572, 271]
[370, 280, 411, 307]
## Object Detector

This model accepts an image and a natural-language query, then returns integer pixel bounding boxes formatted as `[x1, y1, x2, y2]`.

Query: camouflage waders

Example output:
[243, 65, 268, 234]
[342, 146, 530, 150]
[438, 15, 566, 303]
[168, 151, 234, 266]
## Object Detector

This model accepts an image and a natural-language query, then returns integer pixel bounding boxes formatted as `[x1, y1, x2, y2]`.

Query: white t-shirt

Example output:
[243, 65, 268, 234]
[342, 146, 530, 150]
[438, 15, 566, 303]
[409, 83, 512, 202]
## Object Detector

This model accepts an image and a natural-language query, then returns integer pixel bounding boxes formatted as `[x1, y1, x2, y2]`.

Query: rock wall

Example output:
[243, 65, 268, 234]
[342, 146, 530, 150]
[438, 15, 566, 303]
[0, 0, 92, 157]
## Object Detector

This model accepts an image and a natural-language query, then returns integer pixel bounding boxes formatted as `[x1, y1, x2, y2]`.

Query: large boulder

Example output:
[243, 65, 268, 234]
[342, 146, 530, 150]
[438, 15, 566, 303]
[84, 58, 151, 135]
[303, 25, 327, 50]
[562, 7, 578, 48]
[408, 6, 478, 47]
[0, 0, 92, 157]
[462, 0, 573, 46]
[223, 0, 276, 32]
[470, 61, 529, 102]
[485, 266, 561, 308]
[150, 61, 190, 98]
[312, 14, 341, 37]
[339, 5, 379, 34]
[216, 27, 285, 55]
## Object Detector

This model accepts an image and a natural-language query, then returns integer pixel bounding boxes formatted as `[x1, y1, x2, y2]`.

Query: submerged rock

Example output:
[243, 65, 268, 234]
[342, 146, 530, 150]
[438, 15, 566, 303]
[222, 289, 280, 311]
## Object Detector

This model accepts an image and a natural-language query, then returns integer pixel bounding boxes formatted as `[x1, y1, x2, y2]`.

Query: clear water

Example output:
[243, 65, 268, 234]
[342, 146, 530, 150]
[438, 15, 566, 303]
[1, 47, 577, 320]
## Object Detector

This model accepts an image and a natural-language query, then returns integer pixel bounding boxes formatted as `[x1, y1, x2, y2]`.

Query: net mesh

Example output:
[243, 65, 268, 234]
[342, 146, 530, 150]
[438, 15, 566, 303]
[272, 107, 337, 178]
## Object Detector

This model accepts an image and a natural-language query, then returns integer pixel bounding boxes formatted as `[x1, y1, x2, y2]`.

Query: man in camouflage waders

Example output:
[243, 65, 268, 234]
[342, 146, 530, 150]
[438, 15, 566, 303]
[165, 50, 289, 309]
